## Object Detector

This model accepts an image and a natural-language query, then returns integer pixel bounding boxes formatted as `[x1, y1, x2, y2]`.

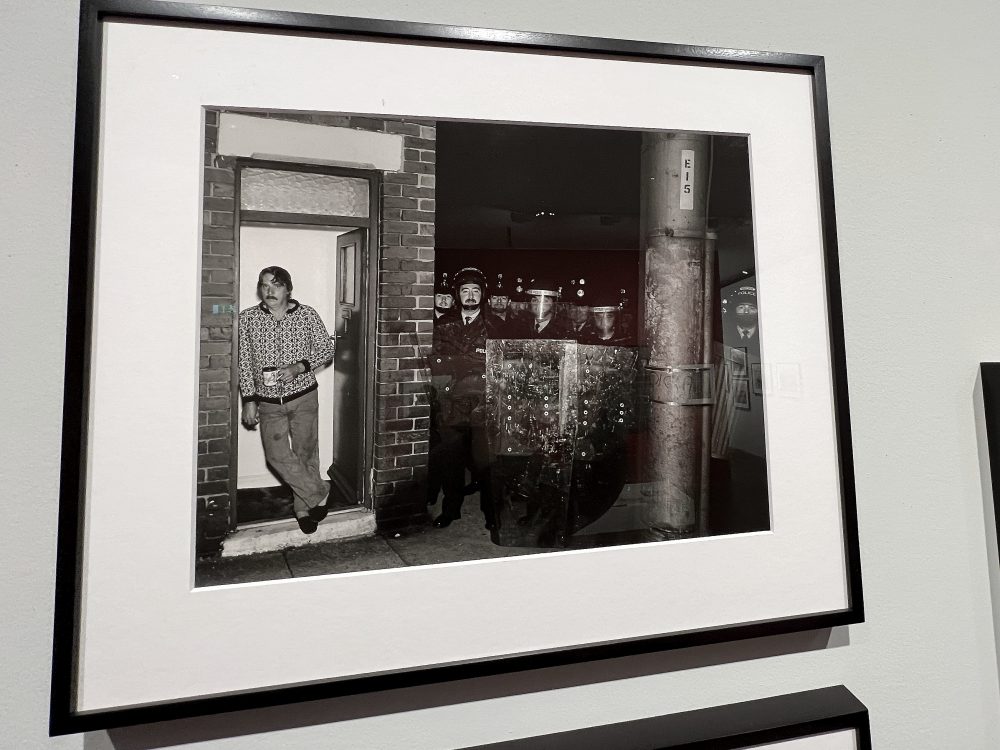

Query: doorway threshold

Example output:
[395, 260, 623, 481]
[221, 507, 376, 558]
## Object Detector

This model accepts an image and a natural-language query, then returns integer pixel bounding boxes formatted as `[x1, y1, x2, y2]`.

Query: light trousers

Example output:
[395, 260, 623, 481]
[258, 390, 328, 518]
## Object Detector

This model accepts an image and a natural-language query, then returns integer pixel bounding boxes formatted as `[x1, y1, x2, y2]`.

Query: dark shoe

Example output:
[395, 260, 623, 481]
[433, 514, 455, 528]
[309, 503, 329, 523]
[296, 516, 319, 534]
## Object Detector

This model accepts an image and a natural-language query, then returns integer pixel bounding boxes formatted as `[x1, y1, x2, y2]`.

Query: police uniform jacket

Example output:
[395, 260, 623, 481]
[507, 313, 577, 340]
[486, 312, 519, 338]
[430, 311, 500, 427]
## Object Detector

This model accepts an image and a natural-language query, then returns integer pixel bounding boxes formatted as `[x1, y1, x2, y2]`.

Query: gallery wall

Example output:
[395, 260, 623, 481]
[4, 0, 1000, 748]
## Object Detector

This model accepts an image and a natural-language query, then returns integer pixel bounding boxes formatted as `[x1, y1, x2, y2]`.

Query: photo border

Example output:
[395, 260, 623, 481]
[52, 0, 862, 734]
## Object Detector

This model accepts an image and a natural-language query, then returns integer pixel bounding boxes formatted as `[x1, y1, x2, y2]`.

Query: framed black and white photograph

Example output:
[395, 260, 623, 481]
[53, 0, 861, 733]
[728, 346, 749, 378]
[733, 378, 752, 411]
[752, 362, 765, 396]
[470, 685, 871, 749]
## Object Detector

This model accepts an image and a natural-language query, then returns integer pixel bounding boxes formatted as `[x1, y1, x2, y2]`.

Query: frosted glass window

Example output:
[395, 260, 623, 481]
[340, 241, 357, 306]
[240, 168, 369, 217]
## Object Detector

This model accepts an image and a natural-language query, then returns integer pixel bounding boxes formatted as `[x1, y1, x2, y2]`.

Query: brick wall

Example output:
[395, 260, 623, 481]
[195, 111, 435, 551]
[373, 121, 436, 529]
[196, 109, 236, 551]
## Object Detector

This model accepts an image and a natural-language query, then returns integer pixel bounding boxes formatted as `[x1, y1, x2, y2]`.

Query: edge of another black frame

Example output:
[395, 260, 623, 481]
[979, 363, 1000, 532]
[467, 685, 872, 750]
[51, 0, 862, 735]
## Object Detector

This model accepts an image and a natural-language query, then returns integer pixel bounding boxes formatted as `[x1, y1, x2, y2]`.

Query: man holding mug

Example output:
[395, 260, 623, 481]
[238, 266, 336, 534]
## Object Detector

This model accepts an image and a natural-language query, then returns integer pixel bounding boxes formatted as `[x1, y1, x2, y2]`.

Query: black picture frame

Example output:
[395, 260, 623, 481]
[978, 363, 1000, 520]
[52, 0, 862, 734]
[975, 362, 1000, 684]
[468, 685, 871, 750]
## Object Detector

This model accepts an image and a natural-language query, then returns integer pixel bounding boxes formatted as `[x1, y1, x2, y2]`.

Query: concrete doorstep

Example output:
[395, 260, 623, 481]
[220, 506, 377, 557]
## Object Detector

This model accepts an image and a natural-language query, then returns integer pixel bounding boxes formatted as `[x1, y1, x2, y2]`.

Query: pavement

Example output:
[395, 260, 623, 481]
[195, 496, 538, 587]
[195, 482, 666, 587]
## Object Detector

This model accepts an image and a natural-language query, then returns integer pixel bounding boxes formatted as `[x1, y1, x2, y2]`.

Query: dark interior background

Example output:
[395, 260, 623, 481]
[435, 120, 755, 294]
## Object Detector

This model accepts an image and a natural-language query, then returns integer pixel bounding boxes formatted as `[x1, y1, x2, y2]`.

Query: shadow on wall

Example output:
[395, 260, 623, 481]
[99, 627, 848, 749]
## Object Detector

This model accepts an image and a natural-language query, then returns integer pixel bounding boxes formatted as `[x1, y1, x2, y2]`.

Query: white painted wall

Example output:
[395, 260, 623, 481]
[4, 1, 1000, 749]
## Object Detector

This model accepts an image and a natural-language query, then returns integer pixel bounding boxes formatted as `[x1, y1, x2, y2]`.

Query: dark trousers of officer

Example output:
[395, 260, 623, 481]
[435, 423, 493, 525]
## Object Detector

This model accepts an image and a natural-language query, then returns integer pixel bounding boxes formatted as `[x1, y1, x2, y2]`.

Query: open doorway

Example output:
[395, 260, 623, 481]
[230, 160, 377, 527]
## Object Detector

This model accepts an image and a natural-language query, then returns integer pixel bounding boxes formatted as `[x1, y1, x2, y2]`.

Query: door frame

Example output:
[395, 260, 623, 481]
[229, 157, 381, 528]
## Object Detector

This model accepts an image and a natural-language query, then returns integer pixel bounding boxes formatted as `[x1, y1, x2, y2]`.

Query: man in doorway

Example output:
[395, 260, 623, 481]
[429, 267, 500, 529]
[238, 266, 336, 535]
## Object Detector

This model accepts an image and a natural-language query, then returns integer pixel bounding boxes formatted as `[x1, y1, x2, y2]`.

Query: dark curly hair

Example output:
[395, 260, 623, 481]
[258, 266, 293, 293]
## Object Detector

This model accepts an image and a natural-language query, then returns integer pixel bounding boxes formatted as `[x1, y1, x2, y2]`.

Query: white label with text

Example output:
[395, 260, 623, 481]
[680, 149, 695, 210]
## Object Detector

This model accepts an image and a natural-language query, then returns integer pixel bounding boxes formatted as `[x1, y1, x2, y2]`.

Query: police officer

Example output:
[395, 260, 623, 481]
[428, 267, 499, 528]
[487, 272, 516, 337]
[508, 276, 576, 339]
[508, 277, 529, 321]
[564, 277, 591, 335]
[732, 284, 759, 342]
[427, 272, 457, 509]
[433, 271, 456, 323]
[577, 293, 631, 345]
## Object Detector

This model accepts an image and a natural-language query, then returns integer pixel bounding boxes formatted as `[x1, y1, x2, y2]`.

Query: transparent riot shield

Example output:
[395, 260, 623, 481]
[484, 340, 639, 547]
[485, 340, 578, 547]
[570, 344, 639, 535]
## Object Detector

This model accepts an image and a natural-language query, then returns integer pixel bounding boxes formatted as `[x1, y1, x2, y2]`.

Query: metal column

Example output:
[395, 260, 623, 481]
[640, 132, 711, 539]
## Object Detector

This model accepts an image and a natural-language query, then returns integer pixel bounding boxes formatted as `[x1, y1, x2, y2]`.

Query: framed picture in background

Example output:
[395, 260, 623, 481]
[470, 685, 871, 750]
[52, 0, 861, 733]
[751, 362, 765, 395]
[974, 363, 1000, 686]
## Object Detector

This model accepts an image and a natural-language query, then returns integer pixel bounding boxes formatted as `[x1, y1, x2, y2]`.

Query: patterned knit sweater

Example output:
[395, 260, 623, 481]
[237, 300, 335, 403]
